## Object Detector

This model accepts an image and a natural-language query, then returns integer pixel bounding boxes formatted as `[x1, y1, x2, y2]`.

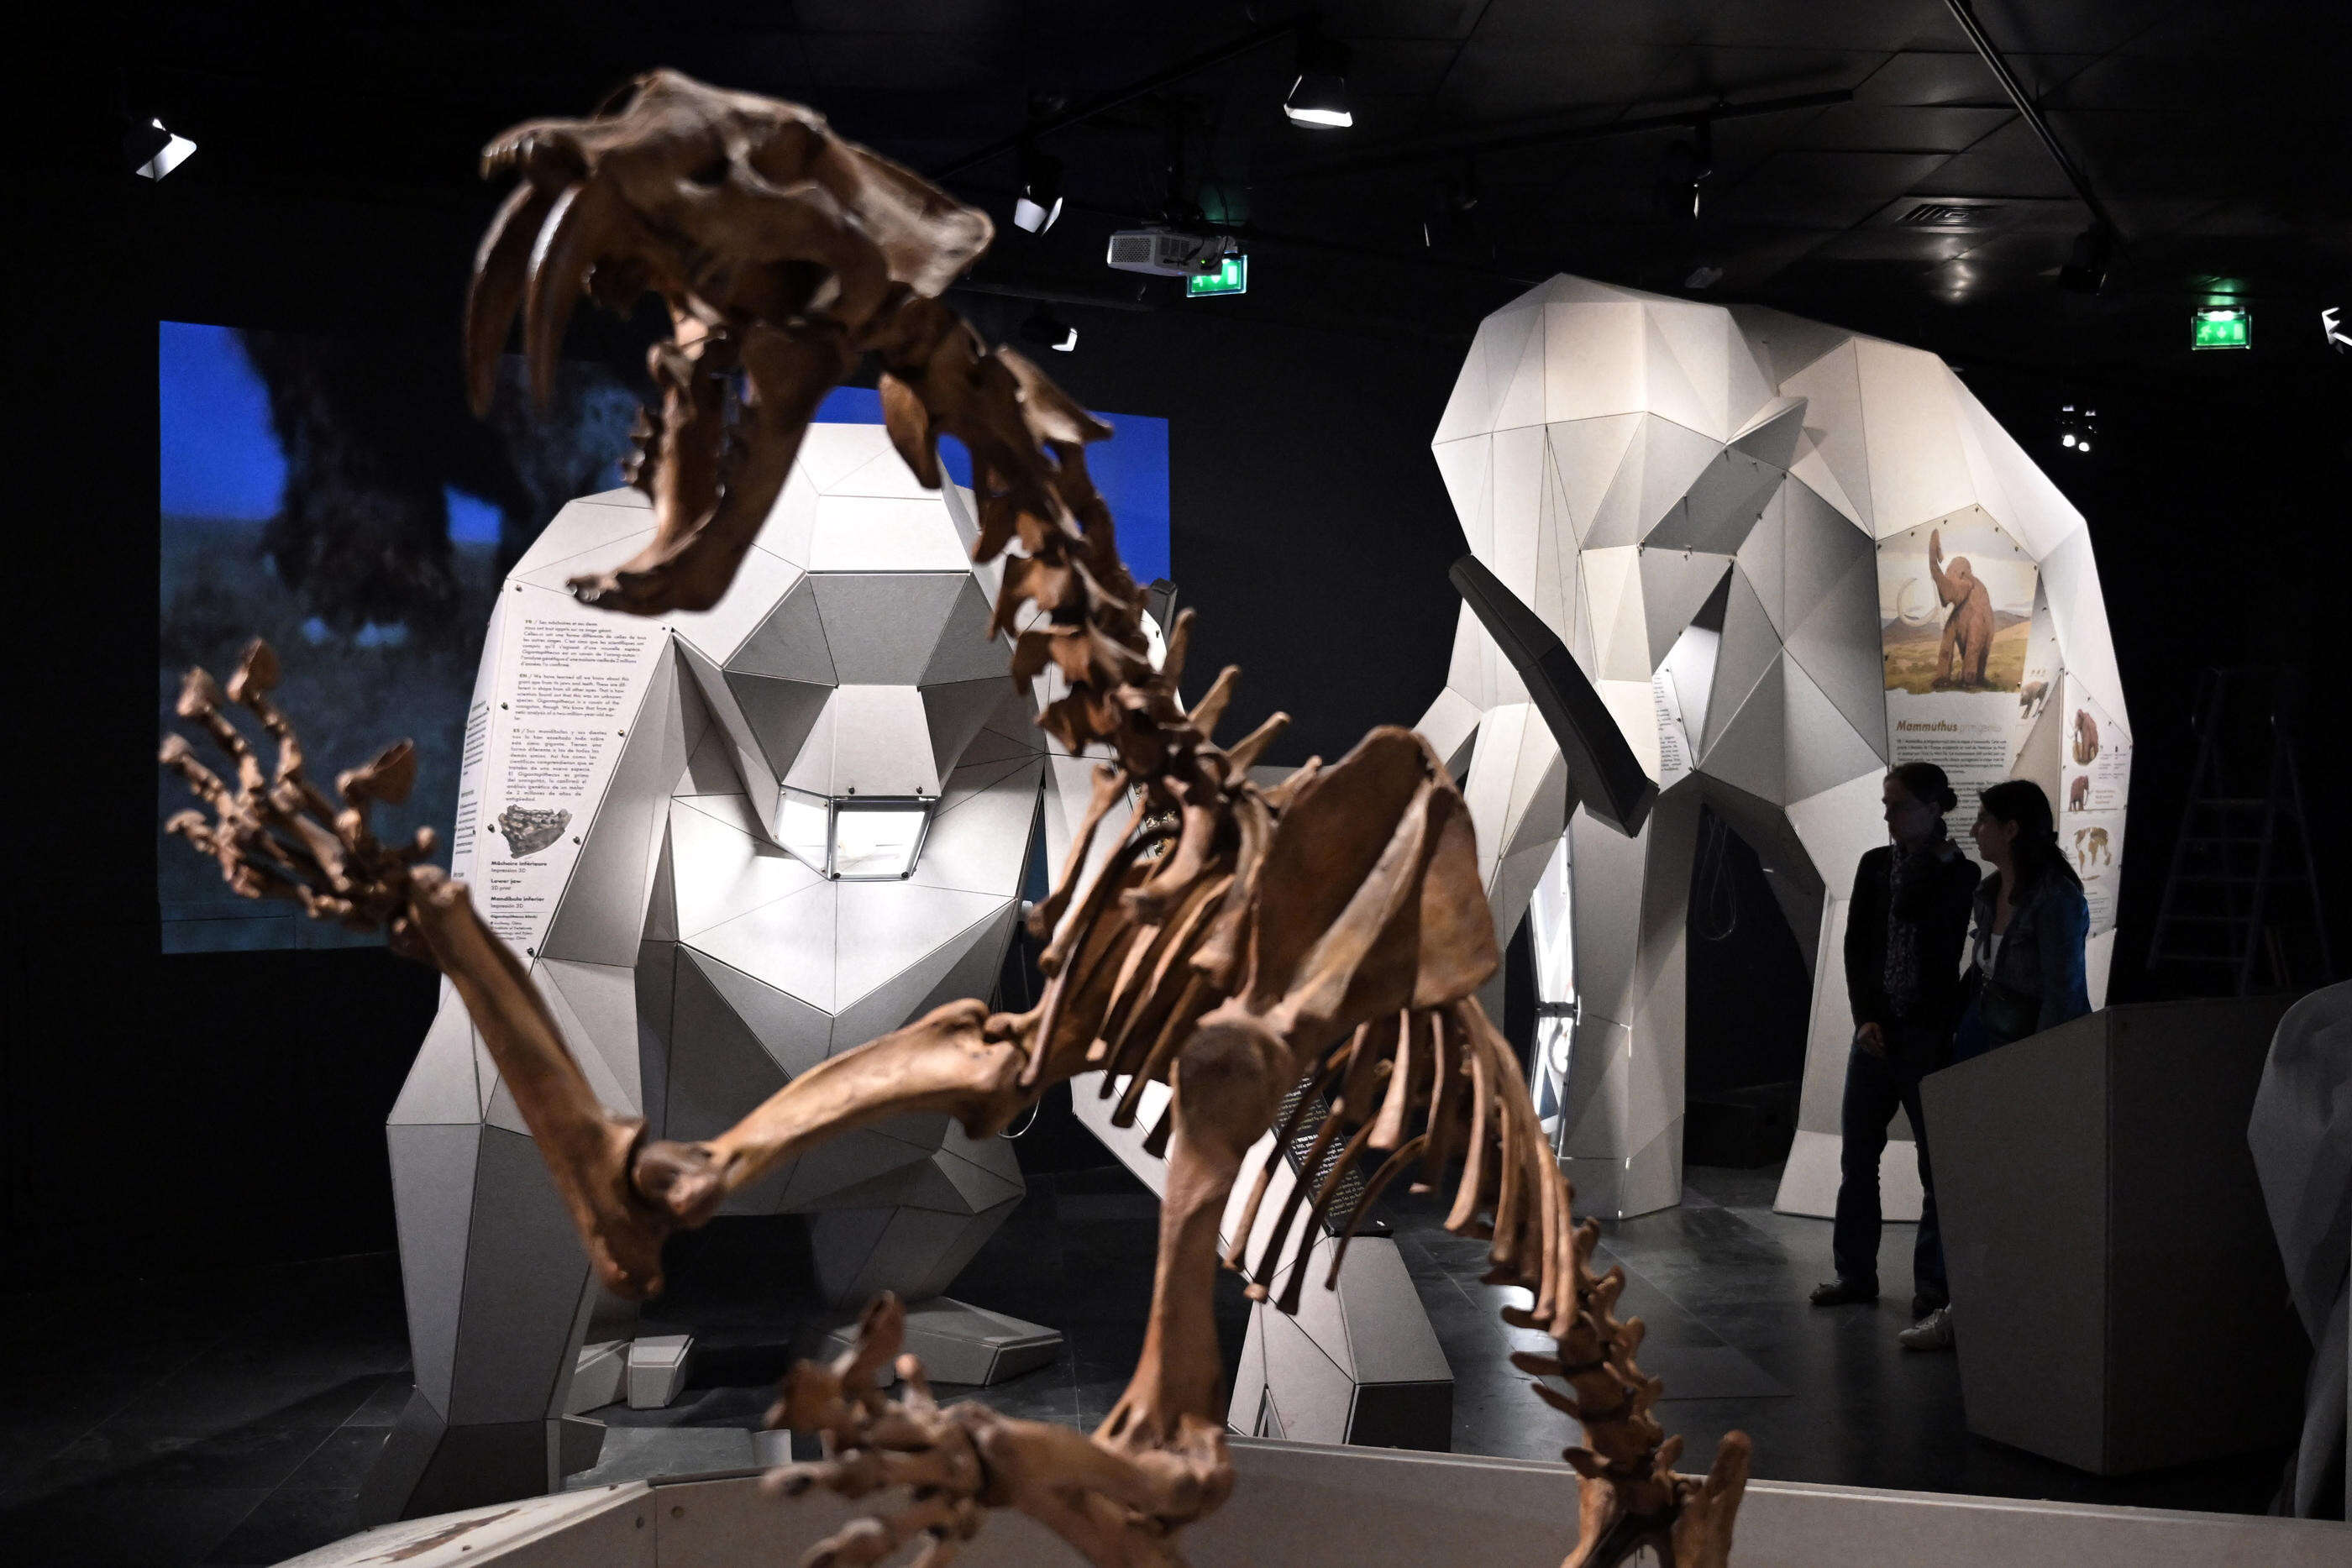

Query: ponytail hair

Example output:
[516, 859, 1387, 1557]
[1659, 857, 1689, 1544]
[1979, 778, 2081, 896]
[1887, 761, 1959, 815]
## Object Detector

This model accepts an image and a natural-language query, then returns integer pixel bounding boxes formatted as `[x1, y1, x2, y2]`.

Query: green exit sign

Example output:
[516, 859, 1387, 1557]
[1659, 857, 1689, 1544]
[2192, 307, 2250, 349]
[1186, 254, 1247, 297]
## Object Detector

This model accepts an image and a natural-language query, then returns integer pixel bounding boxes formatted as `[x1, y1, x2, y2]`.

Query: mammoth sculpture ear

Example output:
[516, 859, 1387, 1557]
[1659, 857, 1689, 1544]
[880, 372, 942, 489]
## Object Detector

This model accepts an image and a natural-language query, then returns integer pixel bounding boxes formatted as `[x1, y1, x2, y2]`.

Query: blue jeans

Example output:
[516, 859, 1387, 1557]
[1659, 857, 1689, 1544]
[1832, 1042, 1947, 1308]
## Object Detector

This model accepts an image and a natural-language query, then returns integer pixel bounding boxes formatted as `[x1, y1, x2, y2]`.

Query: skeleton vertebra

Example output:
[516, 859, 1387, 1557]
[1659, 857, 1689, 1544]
[165, 71, 1750, 1568]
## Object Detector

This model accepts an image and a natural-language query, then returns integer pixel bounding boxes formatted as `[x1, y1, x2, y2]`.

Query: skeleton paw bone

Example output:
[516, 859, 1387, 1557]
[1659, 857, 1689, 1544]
[764, 1295, 1211, 1568]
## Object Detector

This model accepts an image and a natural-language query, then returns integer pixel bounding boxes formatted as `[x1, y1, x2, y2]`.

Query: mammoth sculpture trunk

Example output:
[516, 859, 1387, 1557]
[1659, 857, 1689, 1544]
[163, 69, 1750, 1568]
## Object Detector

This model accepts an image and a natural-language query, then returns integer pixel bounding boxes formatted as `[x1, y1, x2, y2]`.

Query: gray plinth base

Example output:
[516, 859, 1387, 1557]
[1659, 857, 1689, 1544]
[819, 1297, 1062, 1386]
[626, 1334, 696, 1409]
[296, 1434, 2351, 1568]
[1924, 996, 2307, 1475]
[567, 1339, 629, 1415]
[355, 1390, 606, 1524]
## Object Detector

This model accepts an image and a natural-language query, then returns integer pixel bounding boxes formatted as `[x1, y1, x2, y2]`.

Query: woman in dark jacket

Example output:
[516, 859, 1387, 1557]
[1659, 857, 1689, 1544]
[1810, 763, 1979, 1321]
[1956, 778, 2092, 1061]
[1900, 777, 2092, 1352]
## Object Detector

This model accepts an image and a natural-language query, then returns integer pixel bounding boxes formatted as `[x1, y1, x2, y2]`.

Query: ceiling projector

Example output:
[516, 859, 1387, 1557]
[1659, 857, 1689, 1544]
[1105, 228, 1239, 278]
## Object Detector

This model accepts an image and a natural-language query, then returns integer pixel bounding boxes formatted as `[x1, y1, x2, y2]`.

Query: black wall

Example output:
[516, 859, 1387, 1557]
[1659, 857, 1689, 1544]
[13, 160, 2349, 1286]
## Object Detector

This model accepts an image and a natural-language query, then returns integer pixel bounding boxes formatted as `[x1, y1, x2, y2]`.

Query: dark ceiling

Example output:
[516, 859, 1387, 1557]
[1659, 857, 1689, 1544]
[55, 1, 2352, 374]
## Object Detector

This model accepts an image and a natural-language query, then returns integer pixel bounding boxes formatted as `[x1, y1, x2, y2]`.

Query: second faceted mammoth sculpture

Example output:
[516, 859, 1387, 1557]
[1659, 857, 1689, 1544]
[165, 70, 1750, 1568]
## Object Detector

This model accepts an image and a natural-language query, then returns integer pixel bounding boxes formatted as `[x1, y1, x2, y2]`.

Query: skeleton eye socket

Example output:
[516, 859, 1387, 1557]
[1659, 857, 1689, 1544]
[686, 155, 729, 187]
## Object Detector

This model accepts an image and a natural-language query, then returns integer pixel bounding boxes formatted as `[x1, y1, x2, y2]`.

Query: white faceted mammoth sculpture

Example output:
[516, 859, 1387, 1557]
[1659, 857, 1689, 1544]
[1420, 275, 2128, 1220]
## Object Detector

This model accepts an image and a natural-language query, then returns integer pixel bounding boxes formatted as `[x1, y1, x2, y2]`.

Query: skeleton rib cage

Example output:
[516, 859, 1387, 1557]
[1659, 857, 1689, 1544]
[161, 70, 1751, 1568]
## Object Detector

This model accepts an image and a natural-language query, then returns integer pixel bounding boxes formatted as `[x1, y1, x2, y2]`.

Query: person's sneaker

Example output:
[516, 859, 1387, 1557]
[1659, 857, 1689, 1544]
[1911, 1293, 1948, 1321]
[1898, 1305, 1955, 1350]
[1809, 1278, 1877, 1306]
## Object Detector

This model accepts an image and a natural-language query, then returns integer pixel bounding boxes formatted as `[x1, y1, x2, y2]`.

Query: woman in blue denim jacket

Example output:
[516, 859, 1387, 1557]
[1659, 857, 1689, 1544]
[1901, 778, 2091, 1354]
[1956, 778, 2092, 1061]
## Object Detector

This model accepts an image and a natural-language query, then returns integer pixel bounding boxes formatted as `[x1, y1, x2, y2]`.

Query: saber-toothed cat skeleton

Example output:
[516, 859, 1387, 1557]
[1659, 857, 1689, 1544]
[162, 71, 1749, 1568]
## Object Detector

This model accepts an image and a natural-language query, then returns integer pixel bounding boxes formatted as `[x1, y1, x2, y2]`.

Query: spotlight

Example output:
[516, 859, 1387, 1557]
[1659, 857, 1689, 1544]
[2059, 225, 2113, 294]
[1013, 144, 1063, 234]
[1284, 31, 1352, 128]
[1021, 307, 1076, 353]
[126, 116, 197, 181]
[2056, 401, 2098, 454]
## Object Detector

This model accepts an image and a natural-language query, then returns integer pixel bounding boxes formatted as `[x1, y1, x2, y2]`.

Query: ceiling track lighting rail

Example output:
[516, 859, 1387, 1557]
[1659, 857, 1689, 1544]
[1944, 0, 2123, 291]
[1252, 87, 1851, 187]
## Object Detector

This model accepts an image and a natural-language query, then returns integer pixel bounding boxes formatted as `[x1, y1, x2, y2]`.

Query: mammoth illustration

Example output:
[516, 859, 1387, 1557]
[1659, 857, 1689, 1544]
[1929, 529, 1996, 689]
[2074, 825, 2112, 866]
[2019, 679, 2050, 721]
[2072, 707, 2101, 765]
[2068, 772, 2091, 812]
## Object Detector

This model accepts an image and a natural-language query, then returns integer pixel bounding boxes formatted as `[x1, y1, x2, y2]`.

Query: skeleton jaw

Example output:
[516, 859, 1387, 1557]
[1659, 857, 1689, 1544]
[464, 69, 991, 616]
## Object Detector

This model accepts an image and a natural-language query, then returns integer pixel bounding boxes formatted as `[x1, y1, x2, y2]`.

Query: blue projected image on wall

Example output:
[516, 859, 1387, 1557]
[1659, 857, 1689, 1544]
[158, 322, 1170, 952]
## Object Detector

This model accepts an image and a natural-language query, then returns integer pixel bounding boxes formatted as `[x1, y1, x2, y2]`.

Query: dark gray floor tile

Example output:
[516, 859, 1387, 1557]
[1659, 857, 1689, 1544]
[201, 1487, 362, 1566]
[0, 1482, 270, 1567]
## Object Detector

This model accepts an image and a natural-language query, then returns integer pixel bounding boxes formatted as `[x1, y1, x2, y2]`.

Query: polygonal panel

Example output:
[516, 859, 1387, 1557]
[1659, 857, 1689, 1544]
[514, 526, 659, 595]
[729, 583, 837, 684]
[1638, 306, 1719, 440]
[1782, 340, 1872, 532]
[722, 672, 831, 783]
[1727, 303, 1853, 385]
[1782, 478, 1876, 632]
[832, 884, 1006, 1030]
[1782, 658, 1891, 802]
[542, 648, 692, 967]
[1486, 424, 1546, 601]
[665, 948, 790, 1138]
[677, 640, 781, 833]
[666, 548, 805, 667]
[921, 579, 1011, 686]
[826, 684, 942, 798]
[1636, 550, 1733, 670]
[682, 947, 833, 1079]
[785, 1131, 935, 1213]
[511, 490, 654, 576]
[636, 938, 677, 1131]
[922, 678, 1008, 779]
[392, 992, 483, 1126]
[688, 877, 837, 1009]
[1433, 304, 1540, 443]
[668, 795, 823, 936]
[1647, 446, 1780, 555]
[806, 495, 972, 574]
[1730, 394, 1808, 473]
[1579, 545, 1647, 680]
[1787, 550, 1890, 756]
[543, 959, 643, 1113]
[809, 574, 969, 683]
[1546, 415, 1642, 548]
[1430, 436, 1493, 563]
[1488, 303, 1553, 433]
[388, 1122, 481, 1414]
[449, 1127, 593, 1425]
[1736, 487, 1788, 634]
[1631, 417, 1724, 544]
[1854, 338, 1975, 537]
[1541, 302, 1646, 422]
[915, 761, 1043, 896]
[1698, 653, 1787, 803]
